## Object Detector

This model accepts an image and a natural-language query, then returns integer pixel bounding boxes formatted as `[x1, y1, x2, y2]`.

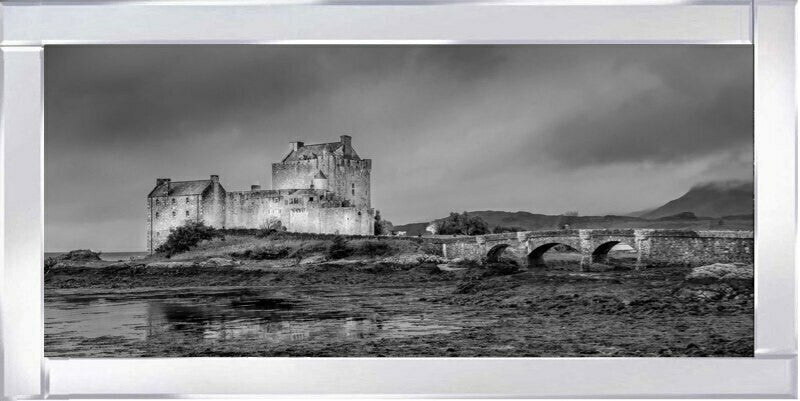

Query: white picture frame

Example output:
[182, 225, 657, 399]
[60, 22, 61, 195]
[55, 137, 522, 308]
[1, 0, 795, 398]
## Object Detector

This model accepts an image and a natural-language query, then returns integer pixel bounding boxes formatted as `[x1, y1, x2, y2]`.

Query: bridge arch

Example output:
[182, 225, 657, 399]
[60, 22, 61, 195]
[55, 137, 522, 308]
[528, 242, 580, 268]
[486, 243, 511, 263]
[591, 241, 621, 264]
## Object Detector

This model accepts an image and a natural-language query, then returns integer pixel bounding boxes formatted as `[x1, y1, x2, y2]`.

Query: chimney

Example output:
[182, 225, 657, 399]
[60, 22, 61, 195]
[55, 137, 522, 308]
[340, 135, 352, 147]
[210, 174, 219, 183]
[251, 184, 261, 191]
[156, 178, 171, 187]
[290, 141, 304, 151]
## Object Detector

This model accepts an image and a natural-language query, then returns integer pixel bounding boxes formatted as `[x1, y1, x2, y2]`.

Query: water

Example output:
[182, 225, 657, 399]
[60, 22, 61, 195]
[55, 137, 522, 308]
[45, 285, 475, 357]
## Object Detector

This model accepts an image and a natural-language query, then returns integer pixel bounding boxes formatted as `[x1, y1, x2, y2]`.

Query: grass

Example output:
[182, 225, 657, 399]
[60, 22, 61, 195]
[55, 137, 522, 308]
[167, 231, 440, 262]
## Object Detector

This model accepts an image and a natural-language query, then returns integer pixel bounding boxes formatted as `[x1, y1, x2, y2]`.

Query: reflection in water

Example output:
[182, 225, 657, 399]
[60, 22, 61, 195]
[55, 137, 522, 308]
[45, 287, 463, 357]
[145, 301, 385, 344]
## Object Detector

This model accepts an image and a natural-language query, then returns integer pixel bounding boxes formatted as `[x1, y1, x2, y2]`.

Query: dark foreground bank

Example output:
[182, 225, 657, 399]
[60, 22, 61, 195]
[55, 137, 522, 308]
[45, 257, 753, 357]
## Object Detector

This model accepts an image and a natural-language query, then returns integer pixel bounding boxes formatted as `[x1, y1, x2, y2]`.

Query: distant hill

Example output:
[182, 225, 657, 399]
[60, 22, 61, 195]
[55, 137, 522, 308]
[640, 180, 753, 219]
[393, 209, 752, 236]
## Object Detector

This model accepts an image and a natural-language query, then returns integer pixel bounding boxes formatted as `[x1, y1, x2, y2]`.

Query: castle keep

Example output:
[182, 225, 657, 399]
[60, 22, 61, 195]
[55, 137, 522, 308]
[147, 135, 374, 252]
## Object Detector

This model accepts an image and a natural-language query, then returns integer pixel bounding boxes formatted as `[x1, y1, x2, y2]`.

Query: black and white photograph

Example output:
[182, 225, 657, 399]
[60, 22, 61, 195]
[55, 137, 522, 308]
[44, 44, 754, 358]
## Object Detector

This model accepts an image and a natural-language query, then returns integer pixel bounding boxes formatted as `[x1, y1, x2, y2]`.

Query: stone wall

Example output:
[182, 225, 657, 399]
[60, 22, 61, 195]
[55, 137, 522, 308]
[639, 230, 754, 266]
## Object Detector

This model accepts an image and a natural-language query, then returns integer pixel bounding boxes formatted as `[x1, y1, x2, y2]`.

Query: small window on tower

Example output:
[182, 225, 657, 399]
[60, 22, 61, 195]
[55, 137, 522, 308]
[172, 211, 176, 217]
[171, 198, 176, 205]
[186, 210, 190, 217]
[155, 212, 159, 218]
[186, 197, 190, 203]
[155, 199, 160, 205]
[351, 183, 355, 195]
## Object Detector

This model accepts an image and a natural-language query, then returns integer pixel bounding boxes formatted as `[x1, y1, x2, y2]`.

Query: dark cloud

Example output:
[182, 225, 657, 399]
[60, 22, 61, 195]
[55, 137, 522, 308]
[44, 45, 752, 251]
[535, 46, 753, 168]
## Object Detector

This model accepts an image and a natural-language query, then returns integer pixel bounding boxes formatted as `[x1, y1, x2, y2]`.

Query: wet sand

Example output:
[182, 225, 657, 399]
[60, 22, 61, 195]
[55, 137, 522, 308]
[45, 261, 753, 357]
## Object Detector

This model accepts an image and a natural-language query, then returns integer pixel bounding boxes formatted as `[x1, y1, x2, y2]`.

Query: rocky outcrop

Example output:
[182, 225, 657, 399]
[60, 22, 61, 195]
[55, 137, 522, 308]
[676, 263, 753, 301]
[145, 258, 241, 269]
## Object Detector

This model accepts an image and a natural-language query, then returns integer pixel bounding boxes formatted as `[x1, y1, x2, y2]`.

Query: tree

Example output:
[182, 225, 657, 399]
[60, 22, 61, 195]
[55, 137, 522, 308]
[556, 210, 579, 229]
[374, 210, 394, 235]
[435, 212, 490, 236]
[155, 221, 223, 257]
[492, 225, 525, 234]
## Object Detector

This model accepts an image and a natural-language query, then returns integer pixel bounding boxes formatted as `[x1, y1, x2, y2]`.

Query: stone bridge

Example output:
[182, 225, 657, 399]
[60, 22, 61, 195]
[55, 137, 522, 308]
[422, 229, 753, 270]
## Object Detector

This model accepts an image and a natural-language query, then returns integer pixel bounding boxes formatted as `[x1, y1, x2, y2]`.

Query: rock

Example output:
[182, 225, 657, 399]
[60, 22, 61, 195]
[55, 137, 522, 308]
[145, 261, 196, 268]
[437, 263, 467, 271]
[379, 253, 448, 265]
[57, 249, 103, 261]
[686, 263, 753, 286]
[299, 255, 326, 265]
[586, 262, 615, 272]
[197, 257, 241, 268]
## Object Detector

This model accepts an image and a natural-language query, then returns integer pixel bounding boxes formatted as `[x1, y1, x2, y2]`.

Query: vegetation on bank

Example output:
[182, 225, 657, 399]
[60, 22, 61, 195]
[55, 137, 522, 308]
[147, 221, 440, 262]
[155, 221, 224, 257]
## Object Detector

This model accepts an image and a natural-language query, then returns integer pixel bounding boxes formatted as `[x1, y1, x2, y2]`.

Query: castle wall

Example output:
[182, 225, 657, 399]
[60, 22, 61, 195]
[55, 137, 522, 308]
[224, 188, 374, 235]
[147, 194, 204, 252]
[284, 207, 374, 235]
[272, 154, 371, 208]
[225, 190, 287, 229]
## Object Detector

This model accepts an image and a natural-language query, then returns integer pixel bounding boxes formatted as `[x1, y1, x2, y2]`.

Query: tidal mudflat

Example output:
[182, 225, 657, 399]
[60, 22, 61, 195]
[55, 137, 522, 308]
[45, 257, 753, 357]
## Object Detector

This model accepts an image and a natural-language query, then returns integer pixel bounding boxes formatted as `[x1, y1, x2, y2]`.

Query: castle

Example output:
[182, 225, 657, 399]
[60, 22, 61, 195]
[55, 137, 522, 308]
[146, 135, 374, 252]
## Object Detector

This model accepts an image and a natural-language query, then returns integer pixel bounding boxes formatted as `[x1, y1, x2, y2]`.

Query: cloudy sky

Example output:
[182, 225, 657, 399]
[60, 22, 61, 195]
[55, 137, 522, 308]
[45, 45, 752, 252]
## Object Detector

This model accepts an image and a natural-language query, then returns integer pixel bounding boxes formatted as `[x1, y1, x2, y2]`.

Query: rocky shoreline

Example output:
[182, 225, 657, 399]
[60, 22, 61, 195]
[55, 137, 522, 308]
[45, 246, 753, 357]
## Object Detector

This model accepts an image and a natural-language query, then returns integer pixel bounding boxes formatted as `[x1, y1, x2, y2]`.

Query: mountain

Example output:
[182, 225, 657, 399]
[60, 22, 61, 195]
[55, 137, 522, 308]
[640, 180, 754, 219]
[391, 180, 755, 235]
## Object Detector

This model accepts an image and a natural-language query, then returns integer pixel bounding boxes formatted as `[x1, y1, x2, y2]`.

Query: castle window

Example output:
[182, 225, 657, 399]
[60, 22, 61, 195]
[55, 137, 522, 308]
[186, 197, 190, 203]
[155, 199, 160, 205]
[186, 210, 190, 217]
[171, 198, 176, 205]
[309, 197, 314, 202]
[155, 212, 159, 218]
[172, 211, 176, 217]
[351, 183, 355, 195]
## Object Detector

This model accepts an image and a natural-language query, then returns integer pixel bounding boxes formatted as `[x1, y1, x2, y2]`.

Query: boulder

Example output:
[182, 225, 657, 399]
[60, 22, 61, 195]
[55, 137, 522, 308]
[678, 263, 754, 300]
[686, 263, 753, 286]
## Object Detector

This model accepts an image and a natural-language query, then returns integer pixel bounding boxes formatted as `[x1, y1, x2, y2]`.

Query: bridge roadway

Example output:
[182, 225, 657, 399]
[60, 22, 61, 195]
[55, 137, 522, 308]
[419, 229, 753, 270]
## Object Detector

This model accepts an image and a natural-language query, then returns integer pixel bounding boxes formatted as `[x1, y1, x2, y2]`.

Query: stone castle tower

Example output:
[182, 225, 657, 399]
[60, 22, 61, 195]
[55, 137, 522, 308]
[147, 135, 374, 252]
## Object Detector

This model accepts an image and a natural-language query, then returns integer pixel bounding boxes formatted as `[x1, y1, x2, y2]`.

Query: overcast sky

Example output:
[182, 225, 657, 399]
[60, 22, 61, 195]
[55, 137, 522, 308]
[45, 45, 752, 252]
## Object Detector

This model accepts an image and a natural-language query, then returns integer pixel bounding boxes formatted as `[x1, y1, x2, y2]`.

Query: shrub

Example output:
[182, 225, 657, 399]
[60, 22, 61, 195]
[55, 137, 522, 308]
[327, 235, 353, 259]
[155, 221, 223, 257]
[435, 212, 490, 236]
[355, 240, 391, 257]
[230, 246, 290, 260]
